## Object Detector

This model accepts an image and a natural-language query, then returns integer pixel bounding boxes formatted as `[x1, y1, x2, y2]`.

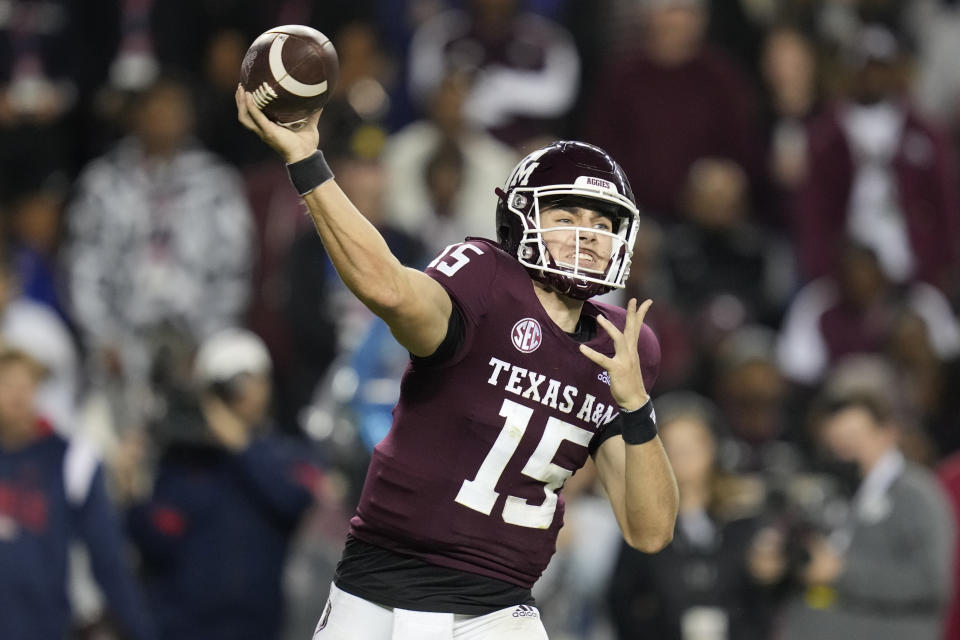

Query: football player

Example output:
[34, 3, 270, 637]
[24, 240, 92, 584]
[236, 87, 679, 640]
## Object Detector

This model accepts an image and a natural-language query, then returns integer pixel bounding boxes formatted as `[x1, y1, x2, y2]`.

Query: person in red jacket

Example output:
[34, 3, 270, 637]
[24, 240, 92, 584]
[793, 24, 960, 298]
[583, 0, 763, 222]
[937, 452, 960, 640]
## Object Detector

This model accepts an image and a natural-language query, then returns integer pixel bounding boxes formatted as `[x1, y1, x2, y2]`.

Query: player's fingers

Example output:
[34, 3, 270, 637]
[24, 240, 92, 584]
[244, 92, 276, 133]
[234, 84, 247, 117]
[624, 298, 652, 344]
[235, 86, 259, 132]
[622, 298, 639, 338]
[634, 299, 653, 332]
[579, 343, 613, 369]
[595, 313, 624, 344]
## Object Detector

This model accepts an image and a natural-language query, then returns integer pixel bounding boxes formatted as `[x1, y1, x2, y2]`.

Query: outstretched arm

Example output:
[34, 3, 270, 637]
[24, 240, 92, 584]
[581, 299, 679, 552]
[235, 87, 451, 356]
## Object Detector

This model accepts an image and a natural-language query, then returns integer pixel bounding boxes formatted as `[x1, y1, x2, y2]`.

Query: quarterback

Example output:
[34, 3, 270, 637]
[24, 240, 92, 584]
[236, 87, 679, 640]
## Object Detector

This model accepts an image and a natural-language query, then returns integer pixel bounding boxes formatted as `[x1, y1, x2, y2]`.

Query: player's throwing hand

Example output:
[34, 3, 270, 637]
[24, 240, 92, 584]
[235, 84, 320, 164]
[579, 298, 652, 412]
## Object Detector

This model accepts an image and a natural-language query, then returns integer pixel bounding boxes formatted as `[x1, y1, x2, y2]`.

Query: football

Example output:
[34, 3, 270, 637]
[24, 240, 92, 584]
[240, 25, 339, 129]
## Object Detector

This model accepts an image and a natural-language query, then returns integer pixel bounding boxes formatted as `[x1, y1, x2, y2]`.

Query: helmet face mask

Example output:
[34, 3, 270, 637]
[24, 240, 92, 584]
[496, 141, 641, 300]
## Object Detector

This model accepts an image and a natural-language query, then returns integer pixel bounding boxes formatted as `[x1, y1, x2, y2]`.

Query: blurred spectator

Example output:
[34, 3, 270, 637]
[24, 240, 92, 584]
[608, 392, 772, 640]
[584, 0, 763, 221]
[147, 0, 264, 85]
[777, 241, 960, 387]
[702, 0, 766, 82]
[620, 217, 700, 392]
[63, 76, 254, 431]
[107, 0, 161, 93]
[0, 0, 119, 197]
[5, 182, 71, 321]
[407, 0, 580, 147]
[775, 391, 954, 640]
[368, 0, 448, 129]
[192, 26, 276, 168]
[817, 352, 938, 468]
[758, 24, 824, 227]
[280, 226, 340, 429]
[712, 325, 804, 473]
[124, 328, 321, 640]
[548, 0, 617, 138]
[814, 0, 916, 61]
[664, 157, 793, 334]
[793, 23, 960, 297]
[886, 308, 960, 457]
[316, 21, 393, 160]
[382, 70, 518, 254]
[0, 344, 156, 640]
[0, 244, 79, 434]
[912, 0, 960, 137]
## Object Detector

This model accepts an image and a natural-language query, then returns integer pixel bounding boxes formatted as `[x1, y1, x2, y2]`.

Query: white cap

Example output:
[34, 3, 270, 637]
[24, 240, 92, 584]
[193, 328, 272, 384]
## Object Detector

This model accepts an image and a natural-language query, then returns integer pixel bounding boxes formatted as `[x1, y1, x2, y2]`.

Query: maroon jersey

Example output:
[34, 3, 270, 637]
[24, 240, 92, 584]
[349, 239, 661, 588]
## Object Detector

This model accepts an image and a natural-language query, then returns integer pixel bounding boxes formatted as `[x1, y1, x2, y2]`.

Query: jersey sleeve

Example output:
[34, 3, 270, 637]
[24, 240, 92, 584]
[424, 240, 499, 326]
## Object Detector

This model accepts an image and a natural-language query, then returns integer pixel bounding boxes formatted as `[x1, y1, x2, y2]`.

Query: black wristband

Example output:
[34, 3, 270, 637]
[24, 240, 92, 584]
[620, 400, 658, 445]
[286, 150, 334, 196]
[588, 399, 658, 455]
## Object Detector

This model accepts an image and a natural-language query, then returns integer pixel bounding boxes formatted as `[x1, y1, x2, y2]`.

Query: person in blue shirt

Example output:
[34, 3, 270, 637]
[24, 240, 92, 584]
[126, 328, 321, 640]
[0, 343, 156, 640]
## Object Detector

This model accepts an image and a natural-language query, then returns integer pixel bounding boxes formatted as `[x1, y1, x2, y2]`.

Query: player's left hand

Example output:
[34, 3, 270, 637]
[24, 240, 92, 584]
[235, 84, 320, 164]
[579, 298, 651, 412]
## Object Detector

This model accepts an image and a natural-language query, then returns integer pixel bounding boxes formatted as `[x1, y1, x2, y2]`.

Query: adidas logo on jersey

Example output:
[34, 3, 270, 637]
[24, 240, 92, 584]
[597, 370, 610, 385]
[512, 605, 539, 618]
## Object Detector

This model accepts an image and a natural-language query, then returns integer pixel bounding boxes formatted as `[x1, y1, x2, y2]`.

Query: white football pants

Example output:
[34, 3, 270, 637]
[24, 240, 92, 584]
[312, 583, 549, 640]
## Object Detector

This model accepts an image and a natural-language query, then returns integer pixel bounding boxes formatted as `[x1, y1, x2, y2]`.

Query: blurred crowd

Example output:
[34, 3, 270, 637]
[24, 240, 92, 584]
[1, 0, 960, 639]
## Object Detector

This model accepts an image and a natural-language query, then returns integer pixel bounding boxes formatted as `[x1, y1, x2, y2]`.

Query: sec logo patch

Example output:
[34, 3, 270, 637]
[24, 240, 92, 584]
[511, 318, 542, 353]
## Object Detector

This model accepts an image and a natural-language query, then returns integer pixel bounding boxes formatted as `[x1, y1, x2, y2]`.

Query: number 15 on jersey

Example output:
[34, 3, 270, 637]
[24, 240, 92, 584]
[455, 398, 593, 530]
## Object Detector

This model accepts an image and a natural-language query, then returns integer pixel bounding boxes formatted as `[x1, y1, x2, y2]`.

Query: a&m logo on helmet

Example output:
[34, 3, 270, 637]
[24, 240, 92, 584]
[505, 147, 550, 188]
[511, 318, 543, 353]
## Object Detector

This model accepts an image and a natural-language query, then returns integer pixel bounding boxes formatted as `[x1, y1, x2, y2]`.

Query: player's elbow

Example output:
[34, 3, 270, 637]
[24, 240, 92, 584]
[623, 510, 677, 552]
[357, 272, 411, 317]
[624, 528, 674, 553]
[363, 287, 405, 317]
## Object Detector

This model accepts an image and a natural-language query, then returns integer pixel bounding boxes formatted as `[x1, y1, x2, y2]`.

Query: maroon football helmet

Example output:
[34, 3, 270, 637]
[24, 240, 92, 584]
[495, 140, 640, 299]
